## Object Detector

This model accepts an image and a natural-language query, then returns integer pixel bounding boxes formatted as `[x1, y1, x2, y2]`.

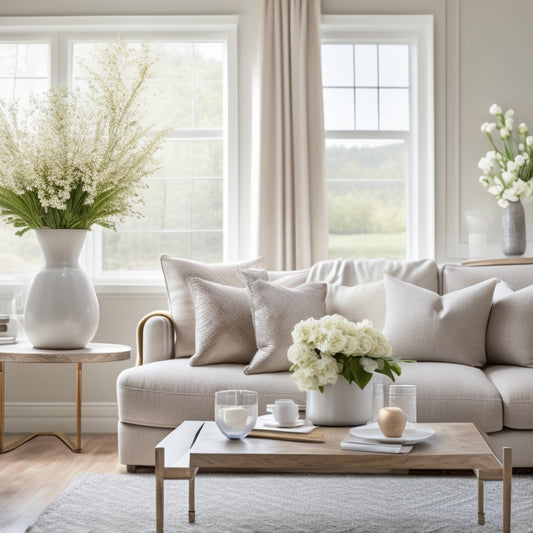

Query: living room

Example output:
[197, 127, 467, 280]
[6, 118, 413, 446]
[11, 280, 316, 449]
[1, 0, 533, 531]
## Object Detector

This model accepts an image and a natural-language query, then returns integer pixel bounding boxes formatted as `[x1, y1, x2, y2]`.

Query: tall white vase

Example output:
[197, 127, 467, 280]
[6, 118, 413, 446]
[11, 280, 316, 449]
[23, 229, 99, 349]
[306, 377, 373, 426]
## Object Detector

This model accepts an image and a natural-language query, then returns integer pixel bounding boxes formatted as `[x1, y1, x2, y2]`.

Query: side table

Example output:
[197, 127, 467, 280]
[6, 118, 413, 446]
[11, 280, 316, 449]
[0, 341, 130, 453]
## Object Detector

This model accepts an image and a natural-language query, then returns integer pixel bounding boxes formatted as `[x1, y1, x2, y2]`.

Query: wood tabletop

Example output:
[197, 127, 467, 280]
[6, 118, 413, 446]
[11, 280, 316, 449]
[462, 257, 533, 266]
[181, 421, 502, 475]
[0, 341, 131, 363]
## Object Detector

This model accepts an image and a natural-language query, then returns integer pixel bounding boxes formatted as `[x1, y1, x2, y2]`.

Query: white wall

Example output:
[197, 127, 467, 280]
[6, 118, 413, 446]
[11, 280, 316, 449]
[2, 0, 532, 431]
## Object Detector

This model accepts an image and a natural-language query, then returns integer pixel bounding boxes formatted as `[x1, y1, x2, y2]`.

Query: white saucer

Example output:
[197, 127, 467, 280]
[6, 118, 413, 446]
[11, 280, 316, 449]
[349, 422, 434, 445]
[263, 418, 305, 429]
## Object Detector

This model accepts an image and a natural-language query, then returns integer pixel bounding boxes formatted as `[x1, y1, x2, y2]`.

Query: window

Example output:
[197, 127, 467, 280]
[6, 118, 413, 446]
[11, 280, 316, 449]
[0, 17, 237, 283]
[321, 16, 434, 260]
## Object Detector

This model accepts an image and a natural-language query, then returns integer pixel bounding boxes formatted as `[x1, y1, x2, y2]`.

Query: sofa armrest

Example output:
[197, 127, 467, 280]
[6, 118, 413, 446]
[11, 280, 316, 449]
[136, 311, 175, 365]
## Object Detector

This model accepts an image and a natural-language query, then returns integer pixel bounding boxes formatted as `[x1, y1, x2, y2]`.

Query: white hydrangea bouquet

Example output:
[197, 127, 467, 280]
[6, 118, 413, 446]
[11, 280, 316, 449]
[478, 104, 533, 208]
[0, 40, 168, 235]
[287, 314, 406, 392]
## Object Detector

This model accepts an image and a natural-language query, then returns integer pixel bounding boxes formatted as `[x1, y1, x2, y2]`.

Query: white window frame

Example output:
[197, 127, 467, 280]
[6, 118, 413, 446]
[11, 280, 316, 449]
[321, 15, 434, 259]
[0, 16, 239, 289]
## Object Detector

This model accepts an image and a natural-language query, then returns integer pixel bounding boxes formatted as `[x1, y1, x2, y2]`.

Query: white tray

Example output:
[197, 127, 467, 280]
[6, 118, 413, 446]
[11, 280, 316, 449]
[349, 422, 434, 445]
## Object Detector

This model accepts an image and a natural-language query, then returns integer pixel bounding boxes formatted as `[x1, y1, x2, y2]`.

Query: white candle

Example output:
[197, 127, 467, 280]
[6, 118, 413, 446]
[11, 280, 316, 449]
[223, 407, 248, 430]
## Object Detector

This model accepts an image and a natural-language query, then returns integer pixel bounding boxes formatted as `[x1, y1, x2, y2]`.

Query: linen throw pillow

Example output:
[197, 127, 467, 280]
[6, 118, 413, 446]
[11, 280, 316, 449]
[383, 275, 497, 367]
[486, 281, 533, 367]
[187, 278, 257, 366]
[326, 280, 386, 330]
[244, 279, 327, 374]
[160, 255, 264, 357]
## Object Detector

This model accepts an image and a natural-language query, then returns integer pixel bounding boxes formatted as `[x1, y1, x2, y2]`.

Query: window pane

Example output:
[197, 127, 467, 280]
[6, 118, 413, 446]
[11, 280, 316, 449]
[71, 39, 227, 273]
[0, 42, 50, 273]
[355, 88, 378, 130]
[321, 44, 353, 87]
[354, 45, 377, 86]
[379, 88, 409, 130]
[323, 88, 354, 130]
[378, 45, 409, 87]
[326, 139, 406, 259]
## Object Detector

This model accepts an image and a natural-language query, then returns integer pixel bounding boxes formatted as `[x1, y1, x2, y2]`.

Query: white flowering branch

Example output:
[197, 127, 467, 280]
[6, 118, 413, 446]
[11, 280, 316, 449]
[0, 39, 169, 235]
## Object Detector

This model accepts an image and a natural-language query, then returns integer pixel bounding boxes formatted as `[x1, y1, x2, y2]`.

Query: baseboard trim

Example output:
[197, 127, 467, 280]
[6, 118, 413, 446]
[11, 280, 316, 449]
[4, 402, 118, 433]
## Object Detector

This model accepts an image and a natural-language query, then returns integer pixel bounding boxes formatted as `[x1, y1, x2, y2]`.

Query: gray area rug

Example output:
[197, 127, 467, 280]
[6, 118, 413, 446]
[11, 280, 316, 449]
[27, 472, 533, 532]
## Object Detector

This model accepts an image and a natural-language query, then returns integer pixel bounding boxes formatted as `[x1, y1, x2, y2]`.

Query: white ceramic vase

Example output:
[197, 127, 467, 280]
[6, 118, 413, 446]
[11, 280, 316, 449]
[23, 229, 99, 349]
[306, 377, 373, 426]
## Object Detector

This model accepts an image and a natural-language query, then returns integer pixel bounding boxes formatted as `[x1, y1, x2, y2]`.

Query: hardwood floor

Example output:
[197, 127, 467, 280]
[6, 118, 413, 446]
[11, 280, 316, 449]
[0, 433, 129, 533]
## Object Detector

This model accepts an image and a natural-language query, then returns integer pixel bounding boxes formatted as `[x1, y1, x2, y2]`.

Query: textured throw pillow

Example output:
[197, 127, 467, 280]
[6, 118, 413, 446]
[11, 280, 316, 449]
[161, 255, 264, 357]
[383, 275, 497, 367]
[244, 280, 327, 374]
[486, 281, 533, 367]
[187, 278, 256, 365]
[326, 280, 386, 330]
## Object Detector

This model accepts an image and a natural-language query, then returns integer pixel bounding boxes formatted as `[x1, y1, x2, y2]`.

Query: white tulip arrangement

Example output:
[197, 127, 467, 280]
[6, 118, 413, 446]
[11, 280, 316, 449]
[479, 104, 533, 208]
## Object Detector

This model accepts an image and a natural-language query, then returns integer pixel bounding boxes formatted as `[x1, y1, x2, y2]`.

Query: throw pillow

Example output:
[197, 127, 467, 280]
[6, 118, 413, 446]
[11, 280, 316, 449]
[160, 255, 264, 357]
[326, 280, 386, 330]
[383, 275, 497, 367]
[244, 279, 327, 374]
[486, 281, 533, 367]
[187, 278, 256, 366]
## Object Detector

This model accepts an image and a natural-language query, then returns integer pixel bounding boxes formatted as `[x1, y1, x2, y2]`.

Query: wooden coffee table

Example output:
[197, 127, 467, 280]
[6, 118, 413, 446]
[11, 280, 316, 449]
[155, 421, 511, 533]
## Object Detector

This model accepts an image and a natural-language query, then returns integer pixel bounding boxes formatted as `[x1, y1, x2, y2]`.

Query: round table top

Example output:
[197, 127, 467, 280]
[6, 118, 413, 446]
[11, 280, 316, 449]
[0, 341, 131, 363]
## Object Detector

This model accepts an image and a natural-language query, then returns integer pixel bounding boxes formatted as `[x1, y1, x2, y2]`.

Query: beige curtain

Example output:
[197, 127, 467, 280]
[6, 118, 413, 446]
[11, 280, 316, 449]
[257, 0, 328, 271]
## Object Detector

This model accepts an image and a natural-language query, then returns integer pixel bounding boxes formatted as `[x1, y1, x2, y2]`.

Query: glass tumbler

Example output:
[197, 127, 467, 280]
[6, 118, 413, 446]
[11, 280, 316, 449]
[215, 390, 258, 439]
[388, 384, 417, 423]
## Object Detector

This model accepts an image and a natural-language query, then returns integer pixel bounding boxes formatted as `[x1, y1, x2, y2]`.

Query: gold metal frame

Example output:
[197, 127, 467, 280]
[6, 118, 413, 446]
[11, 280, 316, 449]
[0, 361, 82, 453]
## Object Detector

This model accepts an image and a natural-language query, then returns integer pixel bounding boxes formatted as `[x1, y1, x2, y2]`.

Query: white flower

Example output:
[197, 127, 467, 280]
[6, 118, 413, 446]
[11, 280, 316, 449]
[481, 122, 496, 134]
[500, 128, 510, 139]
[519, 123, 529, 135]
[490, 104, 502, 115]
[527, 136, 533, 147]
[502, 190, 519, 202]
[515, 155, 525, 166]
[505, 118, 514, 130]
[505, 109, 514, 119]
[498, 198, 509, 208]
[288, 314, 400, 391]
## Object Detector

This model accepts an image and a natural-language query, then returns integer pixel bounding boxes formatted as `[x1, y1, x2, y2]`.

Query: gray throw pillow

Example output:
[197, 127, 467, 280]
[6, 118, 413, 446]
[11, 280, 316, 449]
[383, 275, 497, 367]
[244, 279, 327, 374]
[160, 255, 264, 357]
[188, 278, 257, 366]
[487, 281, 533, 367]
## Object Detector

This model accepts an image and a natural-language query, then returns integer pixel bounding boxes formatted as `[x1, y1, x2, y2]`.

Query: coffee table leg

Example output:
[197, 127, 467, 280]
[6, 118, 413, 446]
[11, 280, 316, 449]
[189, 473, 196, 523]
[503, 447, 512, 533]
[477, 479, 485, 525]
[155, 447, 165, 533]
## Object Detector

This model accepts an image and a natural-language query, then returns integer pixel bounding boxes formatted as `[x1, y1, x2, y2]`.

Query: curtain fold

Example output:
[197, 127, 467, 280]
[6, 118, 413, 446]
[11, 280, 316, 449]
[257, 0, 328, 271]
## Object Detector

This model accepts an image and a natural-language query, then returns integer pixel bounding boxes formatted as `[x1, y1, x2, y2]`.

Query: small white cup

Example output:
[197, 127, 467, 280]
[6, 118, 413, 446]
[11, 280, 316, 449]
[267, 399, 299, 426]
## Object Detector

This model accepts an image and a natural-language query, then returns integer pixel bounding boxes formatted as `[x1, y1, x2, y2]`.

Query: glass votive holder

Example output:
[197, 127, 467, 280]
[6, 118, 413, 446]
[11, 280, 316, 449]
[372, 383, 417, 423]
[215, 390, 258, 439]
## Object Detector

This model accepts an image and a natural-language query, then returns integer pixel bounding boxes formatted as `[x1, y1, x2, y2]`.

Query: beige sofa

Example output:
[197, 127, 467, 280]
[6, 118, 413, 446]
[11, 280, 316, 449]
[117, 257, 533, 468]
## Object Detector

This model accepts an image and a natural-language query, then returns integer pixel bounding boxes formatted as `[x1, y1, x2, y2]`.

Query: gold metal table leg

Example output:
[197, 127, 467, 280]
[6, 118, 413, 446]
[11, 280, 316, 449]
[0, 361, 82, 453]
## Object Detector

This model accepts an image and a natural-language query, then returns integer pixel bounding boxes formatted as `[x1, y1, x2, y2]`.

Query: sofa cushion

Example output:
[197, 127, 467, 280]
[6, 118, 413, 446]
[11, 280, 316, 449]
[484, 365, 533, 429]
[187, 278, 256, 366]
[244, 280, 327, 374]
[383, 276, 497, 366]
[116, 359, 305, 429]
[326, 280, 386, 330]
[374, 362, 503, 433]
[441, 263, 533, 293]
[307, 258, 439, 291]
[486, 282, 533, 367]
[160, 255, 263, 357]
